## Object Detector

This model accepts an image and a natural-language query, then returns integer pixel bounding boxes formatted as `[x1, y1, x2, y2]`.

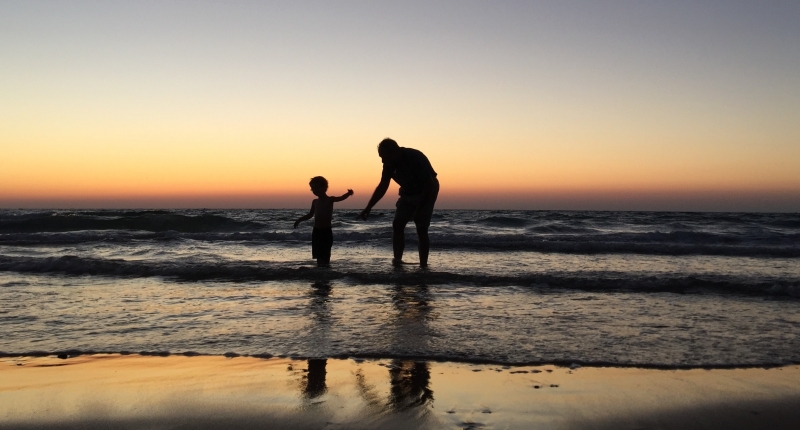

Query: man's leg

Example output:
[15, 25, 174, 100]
[393, 199, 414, 263]
[392, 217, 409, 263]
[413, 179, 439, 268]
[416, 225, 430, 267]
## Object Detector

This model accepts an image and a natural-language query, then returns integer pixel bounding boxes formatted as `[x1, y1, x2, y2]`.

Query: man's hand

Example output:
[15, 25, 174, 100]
[358, 208, 370, 221]
[293, 220, 300, 229]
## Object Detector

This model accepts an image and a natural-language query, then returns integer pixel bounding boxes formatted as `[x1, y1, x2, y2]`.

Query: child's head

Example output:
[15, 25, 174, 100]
[309, 176, 328, 196]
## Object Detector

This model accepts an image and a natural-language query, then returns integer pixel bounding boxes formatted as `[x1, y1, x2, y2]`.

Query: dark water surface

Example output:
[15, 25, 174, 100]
[1, 210, 799, 366]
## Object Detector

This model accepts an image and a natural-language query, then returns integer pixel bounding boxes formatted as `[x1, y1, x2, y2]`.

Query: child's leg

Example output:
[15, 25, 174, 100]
[324, 229, 333, 265]
[317, 228, 333, 266]
[311, 228, 320, 261]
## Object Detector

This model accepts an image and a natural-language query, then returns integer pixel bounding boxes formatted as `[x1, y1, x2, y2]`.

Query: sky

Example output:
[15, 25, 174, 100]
[1, 1, 799, 211]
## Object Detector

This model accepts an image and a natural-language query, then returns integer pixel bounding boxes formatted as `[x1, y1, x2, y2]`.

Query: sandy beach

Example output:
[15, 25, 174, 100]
[2, 354, 799, 429]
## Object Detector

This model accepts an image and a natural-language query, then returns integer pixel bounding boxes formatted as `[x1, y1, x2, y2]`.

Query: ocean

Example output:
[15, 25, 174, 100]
[1, 209, 799, 367]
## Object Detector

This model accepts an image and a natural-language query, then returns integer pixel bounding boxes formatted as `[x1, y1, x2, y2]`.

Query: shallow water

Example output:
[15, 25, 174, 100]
[1, 210, 799, 366]
[2, 274, 799, 366]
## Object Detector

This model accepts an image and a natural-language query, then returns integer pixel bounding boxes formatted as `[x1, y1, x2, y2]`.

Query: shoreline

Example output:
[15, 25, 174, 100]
[3, 354, 800, 429]
[1, 351, 798, 370]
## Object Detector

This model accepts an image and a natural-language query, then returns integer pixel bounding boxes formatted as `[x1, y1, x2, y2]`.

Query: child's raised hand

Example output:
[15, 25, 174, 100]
[347, 189, 354, 196]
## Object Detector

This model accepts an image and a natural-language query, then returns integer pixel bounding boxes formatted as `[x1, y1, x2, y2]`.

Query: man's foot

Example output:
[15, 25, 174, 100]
[393, 258, 422, 266]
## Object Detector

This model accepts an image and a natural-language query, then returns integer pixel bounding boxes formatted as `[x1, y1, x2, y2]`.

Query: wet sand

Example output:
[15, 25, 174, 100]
[1, 354, 799, 429]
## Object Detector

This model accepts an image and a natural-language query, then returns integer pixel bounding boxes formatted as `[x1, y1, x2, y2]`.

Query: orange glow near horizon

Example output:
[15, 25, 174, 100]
[3, 125, 798, 207]
[2, 3, 799, 211]
[3, 106, 799, 210]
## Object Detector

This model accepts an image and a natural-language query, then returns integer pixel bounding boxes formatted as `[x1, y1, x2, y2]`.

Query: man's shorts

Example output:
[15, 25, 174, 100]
[312, 227, 333, 260]
[394, 178, 439, 229]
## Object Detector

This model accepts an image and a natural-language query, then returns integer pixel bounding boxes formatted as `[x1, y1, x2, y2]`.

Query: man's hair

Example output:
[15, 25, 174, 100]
[378, 138, 399, 154]
[309, 176, 328, 191]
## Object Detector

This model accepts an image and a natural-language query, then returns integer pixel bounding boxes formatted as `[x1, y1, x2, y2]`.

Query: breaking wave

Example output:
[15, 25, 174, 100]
[1, 254, 797, 297]
[0, 211, 263, 233]
[2, 230, 797, 257]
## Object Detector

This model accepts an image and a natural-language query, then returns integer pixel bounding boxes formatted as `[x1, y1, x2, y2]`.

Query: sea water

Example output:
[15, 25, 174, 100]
[1, 209, 799, 367]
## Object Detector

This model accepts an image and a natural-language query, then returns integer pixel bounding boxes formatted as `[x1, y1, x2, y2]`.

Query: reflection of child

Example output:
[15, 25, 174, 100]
[294, 176, 353, 266]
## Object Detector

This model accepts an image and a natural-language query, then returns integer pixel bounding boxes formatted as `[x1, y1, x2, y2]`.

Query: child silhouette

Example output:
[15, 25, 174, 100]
[294, 176, 353, 266]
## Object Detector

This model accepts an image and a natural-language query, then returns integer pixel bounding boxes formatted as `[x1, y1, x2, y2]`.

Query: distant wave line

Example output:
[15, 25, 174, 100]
[1, 255, 797, 297]
[1, 232, 797, 257]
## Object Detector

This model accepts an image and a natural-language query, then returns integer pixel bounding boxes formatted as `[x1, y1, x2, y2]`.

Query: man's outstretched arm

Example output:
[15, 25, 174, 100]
[359, 178, 390, 220]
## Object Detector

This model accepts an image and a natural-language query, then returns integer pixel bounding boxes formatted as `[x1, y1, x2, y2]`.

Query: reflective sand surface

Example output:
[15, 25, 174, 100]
[2, 355, 799, 430]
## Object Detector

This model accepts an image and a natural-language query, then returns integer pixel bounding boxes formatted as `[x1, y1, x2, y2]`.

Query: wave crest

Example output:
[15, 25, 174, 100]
[0, 212, 262, 233]
[1, 255, 797, 297]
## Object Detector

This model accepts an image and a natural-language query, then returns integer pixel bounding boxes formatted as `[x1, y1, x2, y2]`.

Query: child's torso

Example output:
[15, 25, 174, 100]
[313, 197, 334, 228]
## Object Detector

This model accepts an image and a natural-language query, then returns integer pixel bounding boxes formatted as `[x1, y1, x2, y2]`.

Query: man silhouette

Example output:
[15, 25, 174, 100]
[359, 138, 439, 267]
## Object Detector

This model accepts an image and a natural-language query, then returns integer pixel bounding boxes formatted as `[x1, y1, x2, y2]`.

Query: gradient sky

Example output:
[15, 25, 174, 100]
[2, 1, 799, 211]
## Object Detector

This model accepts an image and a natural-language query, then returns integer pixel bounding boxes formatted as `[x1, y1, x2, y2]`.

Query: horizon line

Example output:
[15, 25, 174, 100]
[2, 189, 799, 212]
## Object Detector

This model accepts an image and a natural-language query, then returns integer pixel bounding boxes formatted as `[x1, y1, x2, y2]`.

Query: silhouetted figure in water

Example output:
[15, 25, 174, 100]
[295, 176, 353, 266]
[359, 138, 439, 267]
[303, 358, 328, 398]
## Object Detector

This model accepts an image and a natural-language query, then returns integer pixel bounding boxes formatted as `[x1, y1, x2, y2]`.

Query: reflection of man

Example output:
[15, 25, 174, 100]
[388, 360, 433, 410]
[303, 358, 327, 398]
[359, 138, 439, 267]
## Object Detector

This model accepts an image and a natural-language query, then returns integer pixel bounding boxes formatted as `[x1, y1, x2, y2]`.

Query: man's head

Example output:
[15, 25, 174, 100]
[377, 138, 400, 162]
[309, 176, 328, 196]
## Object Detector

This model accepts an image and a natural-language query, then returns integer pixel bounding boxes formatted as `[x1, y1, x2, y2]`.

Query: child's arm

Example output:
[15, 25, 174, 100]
[331, 189, 354, 202]
[293, 201, 316, 228]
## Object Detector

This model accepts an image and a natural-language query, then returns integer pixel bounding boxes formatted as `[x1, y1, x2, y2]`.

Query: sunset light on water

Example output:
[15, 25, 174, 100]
[1, 2, 799, 429]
